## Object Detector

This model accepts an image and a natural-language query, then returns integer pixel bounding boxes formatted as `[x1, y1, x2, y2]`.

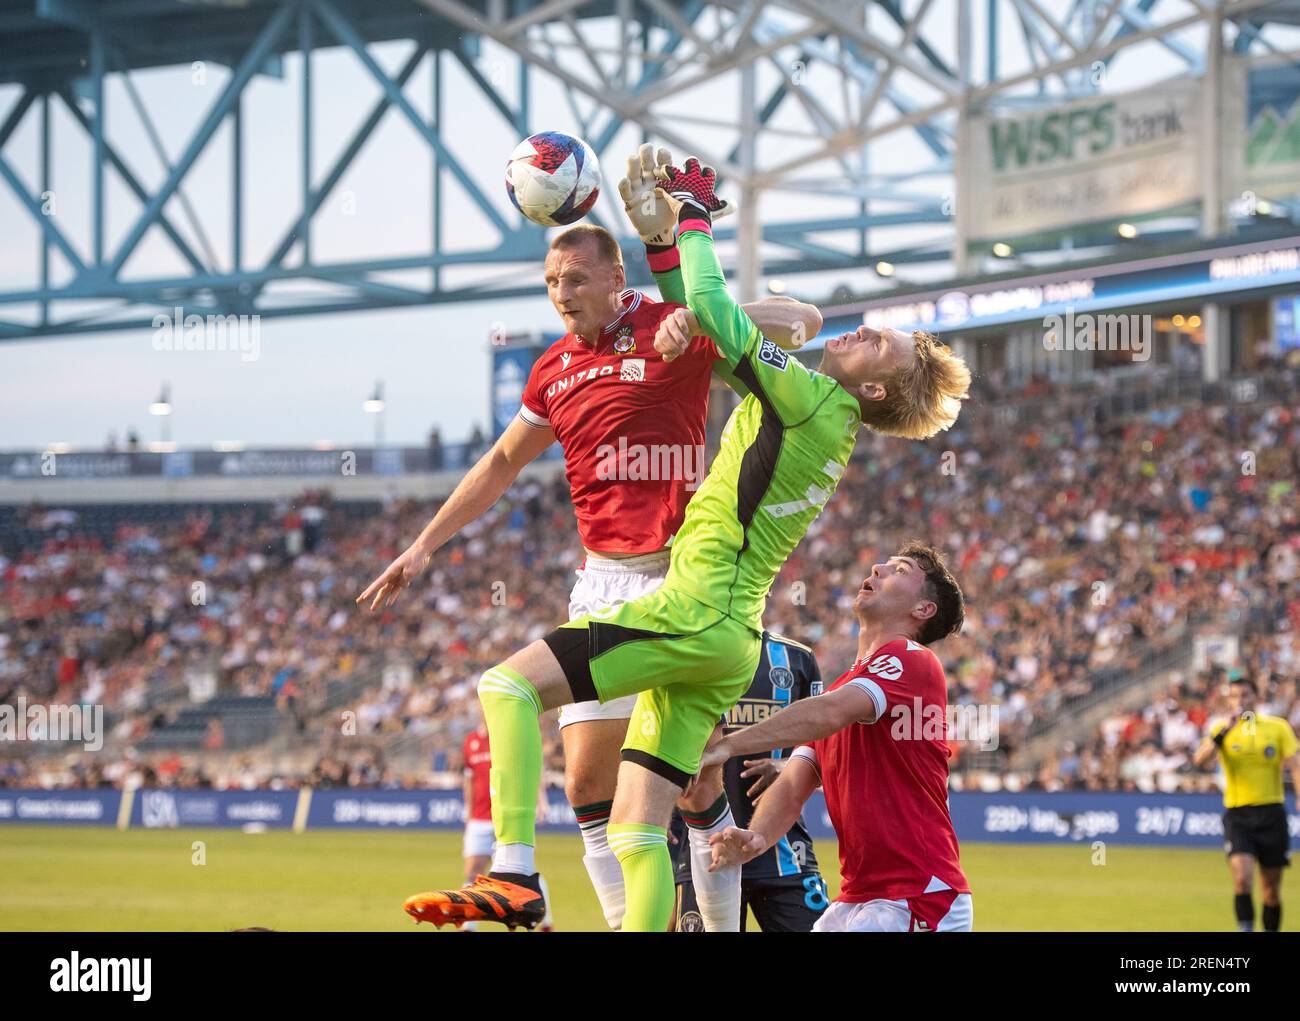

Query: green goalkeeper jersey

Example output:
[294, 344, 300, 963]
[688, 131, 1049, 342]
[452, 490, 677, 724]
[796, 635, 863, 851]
[664, 228, 863, 631]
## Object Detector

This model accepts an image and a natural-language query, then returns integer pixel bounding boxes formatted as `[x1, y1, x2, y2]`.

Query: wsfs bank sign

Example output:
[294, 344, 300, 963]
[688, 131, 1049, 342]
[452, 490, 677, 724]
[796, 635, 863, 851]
[967, 76, 1201, 240]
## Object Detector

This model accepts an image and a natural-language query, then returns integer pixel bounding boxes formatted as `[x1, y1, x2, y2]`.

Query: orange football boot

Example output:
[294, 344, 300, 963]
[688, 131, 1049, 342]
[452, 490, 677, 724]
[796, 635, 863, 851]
[405, 874, 547, 931]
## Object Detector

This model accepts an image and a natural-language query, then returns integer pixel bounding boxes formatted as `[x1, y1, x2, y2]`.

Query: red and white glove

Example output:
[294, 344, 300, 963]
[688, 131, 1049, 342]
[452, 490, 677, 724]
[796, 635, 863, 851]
[654, 156, 736, 228]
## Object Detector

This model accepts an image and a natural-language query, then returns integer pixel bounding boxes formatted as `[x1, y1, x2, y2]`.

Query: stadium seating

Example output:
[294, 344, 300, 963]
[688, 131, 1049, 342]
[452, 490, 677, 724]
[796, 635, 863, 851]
[2, 368, 1297, 794]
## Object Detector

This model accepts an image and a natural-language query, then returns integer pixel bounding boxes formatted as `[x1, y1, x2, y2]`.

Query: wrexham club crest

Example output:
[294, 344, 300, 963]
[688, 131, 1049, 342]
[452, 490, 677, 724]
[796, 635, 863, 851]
[613, 325, 636, 354]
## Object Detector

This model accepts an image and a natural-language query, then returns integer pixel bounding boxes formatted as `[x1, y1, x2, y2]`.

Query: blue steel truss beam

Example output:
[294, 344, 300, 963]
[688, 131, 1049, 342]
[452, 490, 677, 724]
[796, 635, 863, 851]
[0, 153, 87, 274]
[258, 42, 430, 279]
[107, 1, 296, 278]
[313, 0, 513, 237]
[56, 89, 209, 276]
[0, 87, 37, 149]
[1, 0, 1288, 342]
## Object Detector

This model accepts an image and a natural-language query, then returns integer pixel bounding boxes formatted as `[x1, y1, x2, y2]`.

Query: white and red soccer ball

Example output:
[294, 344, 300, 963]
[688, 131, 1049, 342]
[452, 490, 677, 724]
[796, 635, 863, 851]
[505, 131, 601, 227]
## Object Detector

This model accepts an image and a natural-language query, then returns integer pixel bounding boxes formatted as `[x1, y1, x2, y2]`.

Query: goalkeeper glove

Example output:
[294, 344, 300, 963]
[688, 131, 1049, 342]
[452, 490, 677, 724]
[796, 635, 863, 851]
[618, 144, 677, 248]
[654, 157, 736, 230]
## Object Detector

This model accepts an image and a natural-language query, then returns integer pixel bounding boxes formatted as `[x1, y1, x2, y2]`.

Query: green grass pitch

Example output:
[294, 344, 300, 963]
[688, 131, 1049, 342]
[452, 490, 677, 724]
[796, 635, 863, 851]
[0, 825, 1283, 931]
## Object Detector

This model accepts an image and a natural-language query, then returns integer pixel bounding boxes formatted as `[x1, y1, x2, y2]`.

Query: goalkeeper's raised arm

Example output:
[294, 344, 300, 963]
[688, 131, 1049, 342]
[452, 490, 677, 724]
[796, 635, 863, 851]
[620, 147, 819, 358]
[653, 158, 755, 368]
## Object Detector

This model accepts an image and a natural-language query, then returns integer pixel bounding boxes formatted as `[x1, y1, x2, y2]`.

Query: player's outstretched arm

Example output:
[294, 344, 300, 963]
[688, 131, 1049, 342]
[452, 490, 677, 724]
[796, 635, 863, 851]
[355, 416, 555, 611]
[649, 157, 754, 367]
[618, 144, 688, 305]
[700, 685, 879, 768]
[678, 225, 755, 368]
[746, 296, 822, 351]
[654, 300, 821, 364]
[708, 756, 820, 871]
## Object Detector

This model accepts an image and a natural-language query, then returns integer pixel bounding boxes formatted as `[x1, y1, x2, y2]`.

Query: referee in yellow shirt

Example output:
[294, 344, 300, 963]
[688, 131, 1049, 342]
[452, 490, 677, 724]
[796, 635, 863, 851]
[1193, 674, 1300, 932]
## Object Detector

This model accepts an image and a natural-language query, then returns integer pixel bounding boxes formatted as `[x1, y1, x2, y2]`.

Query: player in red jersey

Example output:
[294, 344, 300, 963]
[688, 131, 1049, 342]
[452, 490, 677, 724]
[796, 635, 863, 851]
[700, 541, 973, 931]
[458, 712, 554, 931]
[359, 146, 820, 931]
[461, 722, 496, 886]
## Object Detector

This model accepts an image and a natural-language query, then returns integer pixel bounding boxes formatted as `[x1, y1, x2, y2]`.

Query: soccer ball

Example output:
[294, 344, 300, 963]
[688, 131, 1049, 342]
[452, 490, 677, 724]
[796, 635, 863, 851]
[505, 131, 601, 227]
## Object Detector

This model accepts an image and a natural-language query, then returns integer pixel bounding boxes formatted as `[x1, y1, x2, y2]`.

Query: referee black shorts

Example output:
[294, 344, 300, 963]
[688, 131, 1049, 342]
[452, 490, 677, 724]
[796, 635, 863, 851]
[1223, 804, 1291, 868]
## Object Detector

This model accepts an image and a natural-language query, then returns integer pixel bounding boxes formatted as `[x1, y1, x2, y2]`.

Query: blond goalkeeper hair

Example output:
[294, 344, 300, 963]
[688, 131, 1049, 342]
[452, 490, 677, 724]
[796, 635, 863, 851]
[858, 331, 970, 440]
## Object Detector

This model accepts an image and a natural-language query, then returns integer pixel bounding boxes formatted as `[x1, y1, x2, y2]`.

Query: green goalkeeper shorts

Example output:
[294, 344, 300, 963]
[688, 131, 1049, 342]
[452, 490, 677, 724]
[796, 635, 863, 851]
[542, 585, 761, 785]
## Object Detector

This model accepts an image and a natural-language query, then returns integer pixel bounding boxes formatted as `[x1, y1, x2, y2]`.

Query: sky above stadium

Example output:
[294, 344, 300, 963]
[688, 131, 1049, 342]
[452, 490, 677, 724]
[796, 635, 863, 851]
[0, 12, 1186, 452]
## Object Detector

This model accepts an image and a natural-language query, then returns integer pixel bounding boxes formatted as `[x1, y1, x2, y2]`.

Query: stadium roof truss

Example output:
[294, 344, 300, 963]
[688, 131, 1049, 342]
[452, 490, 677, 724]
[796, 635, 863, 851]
[0, 0, 1294, 339]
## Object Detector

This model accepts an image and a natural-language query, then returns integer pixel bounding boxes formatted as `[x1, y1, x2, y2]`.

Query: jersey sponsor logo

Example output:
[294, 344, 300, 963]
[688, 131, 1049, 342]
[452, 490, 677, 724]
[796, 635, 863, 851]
[866, 654, 904, 681]
[620, 358, 645, 382]
[757, 337, 789, 370]
[613, 326, 636, 353]
[545, 364, 616, 398]
[727, 698, 789, 727]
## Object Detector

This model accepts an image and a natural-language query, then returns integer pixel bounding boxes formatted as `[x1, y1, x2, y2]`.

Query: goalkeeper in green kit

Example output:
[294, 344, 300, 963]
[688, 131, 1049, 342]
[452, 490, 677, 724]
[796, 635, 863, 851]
[400, 159, 972, 932]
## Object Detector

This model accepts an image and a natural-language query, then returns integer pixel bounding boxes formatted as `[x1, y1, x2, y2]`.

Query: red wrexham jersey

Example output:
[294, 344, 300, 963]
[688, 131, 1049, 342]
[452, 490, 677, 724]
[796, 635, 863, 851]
[801, 639, 968, 903]
[462, 730, 492, 822]
[519, 290, 718, 554]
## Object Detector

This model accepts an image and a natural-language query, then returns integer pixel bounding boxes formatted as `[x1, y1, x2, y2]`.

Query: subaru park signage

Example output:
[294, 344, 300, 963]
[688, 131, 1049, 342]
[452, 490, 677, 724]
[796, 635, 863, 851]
[966, 75, 1202, 240]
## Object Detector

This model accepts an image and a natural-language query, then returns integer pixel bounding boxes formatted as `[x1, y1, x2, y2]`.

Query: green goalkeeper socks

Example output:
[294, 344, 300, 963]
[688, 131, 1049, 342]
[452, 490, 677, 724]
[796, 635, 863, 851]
[477, 665, 544, 851]
[608, 823, 673, 932]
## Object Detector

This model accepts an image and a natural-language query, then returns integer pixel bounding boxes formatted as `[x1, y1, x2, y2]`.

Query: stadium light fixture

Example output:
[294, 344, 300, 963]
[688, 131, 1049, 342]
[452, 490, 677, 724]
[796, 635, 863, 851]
[212, 441, 246, 452]
[875, 261, 895, 277]
[149, 383, 173, 446]
[992, 242, 1013, 258]
[364, 381, 385, 448]
[148, 383, 172, 417]
[46, 442, 71, 454]
[1187, 315, 1202, 329]
[767, 279, 786, 294]
[1256, 199, 1274, 216]
[1172, 315, 1186, 328]
[1117, 223, 1139, 239]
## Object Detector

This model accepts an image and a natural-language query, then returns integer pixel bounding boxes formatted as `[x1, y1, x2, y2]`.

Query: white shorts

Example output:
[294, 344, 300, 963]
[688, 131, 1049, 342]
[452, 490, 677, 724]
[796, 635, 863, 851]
[556, 549, 670, 730]
[463, 818, 496, 859]
[813, 892, 973, 932]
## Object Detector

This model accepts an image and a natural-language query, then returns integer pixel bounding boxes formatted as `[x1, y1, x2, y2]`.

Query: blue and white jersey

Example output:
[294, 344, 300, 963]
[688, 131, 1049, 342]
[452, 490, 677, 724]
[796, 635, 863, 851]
[671, 631, 822, 884]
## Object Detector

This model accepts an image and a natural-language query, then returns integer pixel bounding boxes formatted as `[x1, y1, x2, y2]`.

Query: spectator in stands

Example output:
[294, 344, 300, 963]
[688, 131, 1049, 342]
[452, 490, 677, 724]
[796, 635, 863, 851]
[2, 367, 1296, 793]
[463, 423, 486, 466]
[428, 427, 443, 472]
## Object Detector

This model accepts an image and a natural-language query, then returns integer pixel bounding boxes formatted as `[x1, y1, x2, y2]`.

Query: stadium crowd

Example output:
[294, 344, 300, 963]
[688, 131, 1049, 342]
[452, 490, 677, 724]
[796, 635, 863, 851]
[2, 368, 1298, 794]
